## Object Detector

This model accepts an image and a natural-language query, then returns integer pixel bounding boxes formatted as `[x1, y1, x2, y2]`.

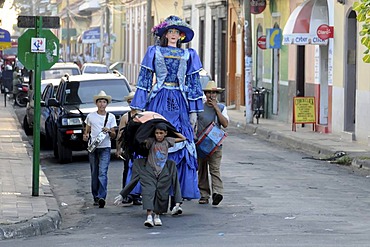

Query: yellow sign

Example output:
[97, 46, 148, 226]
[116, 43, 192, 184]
[0, 42, 11, 50]
[293, 97, 316, 124]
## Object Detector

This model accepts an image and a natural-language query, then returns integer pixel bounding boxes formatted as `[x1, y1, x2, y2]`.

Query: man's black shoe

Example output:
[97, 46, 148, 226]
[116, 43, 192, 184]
[98, 198, 106, 208]
[212, 193, 223, 206]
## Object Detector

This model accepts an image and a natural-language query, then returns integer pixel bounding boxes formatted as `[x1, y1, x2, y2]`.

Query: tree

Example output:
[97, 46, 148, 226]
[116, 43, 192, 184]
[353, 0, 370, 62]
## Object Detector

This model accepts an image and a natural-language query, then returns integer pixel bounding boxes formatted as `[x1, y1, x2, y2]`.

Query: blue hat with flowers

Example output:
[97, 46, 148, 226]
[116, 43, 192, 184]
[151, 15, 194, 43]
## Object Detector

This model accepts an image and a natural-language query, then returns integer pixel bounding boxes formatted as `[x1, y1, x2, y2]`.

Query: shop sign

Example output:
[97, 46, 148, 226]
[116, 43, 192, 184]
[251, 0, 266, 14]
[317, 24, 334, 40]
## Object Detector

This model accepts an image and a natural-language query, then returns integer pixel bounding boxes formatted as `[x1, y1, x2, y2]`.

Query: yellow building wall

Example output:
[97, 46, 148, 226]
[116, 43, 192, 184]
[332, 4, 346, 89]
[112, 4, 125, 63]
[354, 6, 370, 91]
[152, 0, 184, 24]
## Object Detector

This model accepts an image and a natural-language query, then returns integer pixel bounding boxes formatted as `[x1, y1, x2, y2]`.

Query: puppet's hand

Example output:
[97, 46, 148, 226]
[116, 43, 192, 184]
[114, 195, 123, 206]
[189, 112, 197, 129]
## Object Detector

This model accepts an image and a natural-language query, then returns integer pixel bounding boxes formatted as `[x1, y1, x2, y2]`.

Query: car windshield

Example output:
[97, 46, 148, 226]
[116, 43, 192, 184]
[42, 68, 80, 80]
[83, 66, 108, 74]
[64, 79, 130, 105]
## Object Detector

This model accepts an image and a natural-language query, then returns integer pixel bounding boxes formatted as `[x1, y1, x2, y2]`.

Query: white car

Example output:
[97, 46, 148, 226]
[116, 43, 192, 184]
[42, 62, 81, 80]
[81, 63, 109, 74]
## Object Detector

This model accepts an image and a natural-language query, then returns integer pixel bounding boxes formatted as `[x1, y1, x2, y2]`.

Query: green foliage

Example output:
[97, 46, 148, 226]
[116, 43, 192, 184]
[354, 0, 370, 63]
[330, 156, 353, 166]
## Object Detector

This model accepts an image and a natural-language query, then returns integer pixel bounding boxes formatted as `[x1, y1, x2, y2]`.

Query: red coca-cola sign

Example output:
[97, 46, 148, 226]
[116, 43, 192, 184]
[257, 35, 266, 49]
[251, 0, 266, 14]
[317, 24, 334, 40]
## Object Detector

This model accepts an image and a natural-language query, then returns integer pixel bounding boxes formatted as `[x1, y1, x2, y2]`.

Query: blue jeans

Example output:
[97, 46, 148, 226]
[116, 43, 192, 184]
[89, 147, 111, 200]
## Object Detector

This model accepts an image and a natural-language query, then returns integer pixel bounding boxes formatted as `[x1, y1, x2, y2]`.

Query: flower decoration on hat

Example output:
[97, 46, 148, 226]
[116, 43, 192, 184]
[179, 32, 186, 41]
[151, 21, 168, 35]
[151, 15, 194, 43]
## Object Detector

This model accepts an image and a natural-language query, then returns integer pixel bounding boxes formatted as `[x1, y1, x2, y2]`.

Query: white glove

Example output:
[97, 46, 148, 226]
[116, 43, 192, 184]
[189, 112, 197, 129]
[114, 195, 123, 206]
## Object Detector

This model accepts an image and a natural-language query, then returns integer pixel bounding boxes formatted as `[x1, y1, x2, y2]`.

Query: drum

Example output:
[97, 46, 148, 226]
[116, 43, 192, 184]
[196, 122, 227, 158]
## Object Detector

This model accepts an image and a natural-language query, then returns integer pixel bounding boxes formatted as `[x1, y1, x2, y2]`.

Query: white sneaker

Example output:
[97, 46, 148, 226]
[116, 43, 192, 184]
[154, 214, 162, 226]
[144, 216, 154, 227]
[171, 205, 183, 215]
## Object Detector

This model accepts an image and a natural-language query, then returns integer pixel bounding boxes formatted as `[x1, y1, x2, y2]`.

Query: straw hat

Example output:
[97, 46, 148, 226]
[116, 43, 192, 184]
[203, 81, 225, 93]
[93, 91, 112, 104]
[124, 92, 135, 102]
[151, 15, 194, 43]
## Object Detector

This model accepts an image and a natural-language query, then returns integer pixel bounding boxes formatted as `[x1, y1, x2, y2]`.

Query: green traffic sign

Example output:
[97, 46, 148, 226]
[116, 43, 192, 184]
[18, 29, 59, 70]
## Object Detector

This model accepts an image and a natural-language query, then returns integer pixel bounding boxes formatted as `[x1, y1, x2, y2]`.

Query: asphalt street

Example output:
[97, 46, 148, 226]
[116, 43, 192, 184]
[4, 111, 370, 246]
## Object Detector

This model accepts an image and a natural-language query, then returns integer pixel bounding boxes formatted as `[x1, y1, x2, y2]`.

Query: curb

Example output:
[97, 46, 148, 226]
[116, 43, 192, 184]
[0, 210, 61, 240]
[352, 158, 370, 170]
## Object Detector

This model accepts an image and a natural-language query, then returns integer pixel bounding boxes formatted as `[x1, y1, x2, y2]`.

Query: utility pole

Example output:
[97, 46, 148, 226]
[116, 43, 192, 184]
[106, 0, 110, 46]
[244, 0, 253, 123]
[146, 0, 152, 46]
[105, 0, 111, 66]
[66, 0, 70, 61]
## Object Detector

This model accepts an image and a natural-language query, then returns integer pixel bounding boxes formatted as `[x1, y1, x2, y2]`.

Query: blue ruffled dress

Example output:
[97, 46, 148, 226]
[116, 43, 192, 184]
[130, 45, 204, 199]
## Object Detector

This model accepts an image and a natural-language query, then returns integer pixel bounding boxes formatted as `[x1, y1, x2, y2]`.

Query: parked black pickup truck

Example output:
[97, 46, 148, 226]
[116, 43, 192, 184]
[48, 72, 132, 163]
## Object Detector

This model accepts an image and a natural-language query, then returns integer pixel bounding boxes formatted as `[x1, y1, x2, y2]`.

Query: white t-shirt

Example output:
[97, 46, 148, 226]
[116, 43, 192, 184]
[85, 111, 117, 148]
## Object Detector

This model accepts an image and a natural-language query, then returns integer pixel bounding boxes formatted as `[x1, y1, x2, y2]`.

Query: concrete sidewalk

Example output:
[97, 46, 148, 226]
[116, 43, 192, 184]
[0, 94, 60, 240]
[1, 92, 370, 241]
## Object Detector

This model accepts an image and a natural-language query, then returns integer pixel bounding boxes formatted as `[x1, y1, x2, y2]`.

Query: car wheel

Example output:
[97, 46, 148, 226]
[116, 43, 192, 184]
[57, 131, 72, 164]
[23, 115, 33, 135]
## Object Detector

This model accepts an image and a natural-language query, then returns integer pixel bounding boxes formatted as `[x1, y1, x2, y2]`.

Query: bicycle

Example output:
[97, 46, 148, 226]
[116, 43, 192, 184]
[252, 87, 266, 124]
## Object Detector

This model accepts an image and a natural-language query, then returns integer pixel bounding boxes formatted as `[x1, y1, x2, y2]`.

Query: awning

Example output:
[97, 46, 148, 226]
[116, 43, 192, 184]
[283, 0, 328, 45]
[82, 27, 101, 44]
[79, 0, 100, 12]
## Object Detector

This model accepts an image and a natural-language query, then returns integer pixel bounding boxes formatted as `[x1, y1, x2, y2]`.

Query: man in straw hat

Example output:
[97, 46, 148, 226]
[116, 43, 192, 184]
[115, 91, 142, 205]
[83, 90, 117, 208]
[195, 81, 229, 206]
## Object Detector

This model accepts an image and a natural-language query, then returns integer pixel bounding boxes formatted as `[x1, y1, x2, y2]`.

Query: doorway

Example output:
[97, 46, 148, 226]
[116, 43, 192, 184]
[296, 45, 305, 97]
[344, 11, 357, 132]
